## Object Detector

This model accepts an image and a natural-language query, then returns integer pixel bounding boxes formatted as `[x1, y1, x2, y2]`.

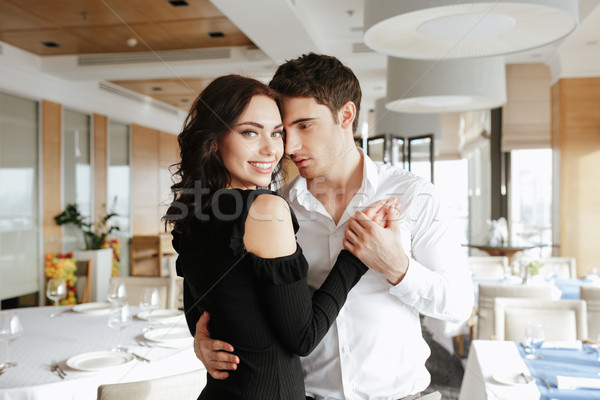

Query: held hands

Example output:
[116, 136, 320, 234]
[194, 312, 239, 379]
[343, 198, 409, 285]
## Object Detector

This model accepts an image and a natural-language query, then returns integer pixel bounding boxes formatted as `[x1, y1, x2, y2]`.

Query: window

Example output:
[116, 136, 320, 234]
[509, 149, 552, 257]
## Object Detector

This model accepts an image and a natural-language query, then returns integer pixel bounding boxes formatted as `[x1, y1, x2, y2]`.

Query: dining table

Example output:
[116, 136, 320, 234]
[459, 340, 600, 400]
[0, 304, 206, 400]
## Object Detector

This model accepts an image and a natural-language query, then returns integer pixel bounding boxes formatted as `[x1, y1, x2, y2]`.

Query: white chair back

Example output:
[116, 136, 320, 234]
[476, 283, 555, 340]
[494, 297, 588, 341]
[538, 257, 577, 279]
[468, 256, 509, 279]
[580, 285, 600, 341]
[110, 276, 170, 309]
[97, 369, 205, 400]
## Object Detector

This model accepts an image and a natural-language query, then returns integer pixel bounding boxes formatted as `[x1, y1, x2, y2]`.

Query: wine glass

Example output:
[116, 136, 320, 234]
[524, 321, 545, 359]
[0, 313, 23, 368]
[108, 303, 132, 351]
[107, 281, 127, 306]
[46, 278, 67, 318]
[139, 287, 160, 328]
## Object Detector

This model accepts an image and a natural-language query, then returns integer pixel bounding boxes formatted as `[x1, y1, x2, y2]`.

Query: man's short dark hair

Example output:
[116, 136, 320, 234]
[269, 53, 362, 134]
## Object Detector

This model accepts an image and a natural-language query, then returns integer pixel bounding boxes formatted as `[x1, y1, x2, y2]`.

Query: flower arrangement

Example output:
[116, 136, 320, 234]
[102, 237, 121, 277]
[527, 260, 542, 276]
[44, 252, 78, 305]
[54, 203, 119, 250]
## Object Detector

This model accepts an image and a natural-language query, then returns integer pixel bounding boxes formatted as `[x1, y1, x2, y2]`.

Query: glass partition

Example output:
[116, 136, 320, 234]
[0, 92, 40, 302]
[108, 121, 131, 274]
[62, 109, 91, 251]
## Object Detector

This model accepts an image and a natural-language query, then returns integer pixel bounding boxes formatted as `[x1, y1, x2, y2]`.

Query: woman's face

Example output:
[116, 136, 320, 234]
[218, 95, 284, 190]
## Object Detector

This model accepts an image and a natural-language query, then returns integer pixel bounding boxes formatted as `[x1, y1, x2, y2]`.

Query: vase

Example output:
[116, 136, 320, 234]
[74, 248, 113, 302]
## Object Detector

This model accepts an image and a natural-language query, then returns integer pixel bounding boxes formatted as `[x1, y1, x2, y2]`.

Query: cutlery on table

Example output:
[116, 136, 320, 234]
[50, 361, 66, 379]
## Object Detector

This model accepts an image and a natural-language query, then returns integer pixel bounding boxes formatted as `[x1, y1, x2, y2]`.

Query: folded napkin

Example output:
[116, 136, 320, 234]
[556, 375, 600, 390]
[541, 340, 582, 350]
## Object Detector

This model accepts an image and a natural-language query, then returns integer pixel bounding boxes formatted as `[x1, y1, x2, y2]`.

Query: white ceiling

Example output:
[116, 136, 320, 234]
[6, 0, 600, 127]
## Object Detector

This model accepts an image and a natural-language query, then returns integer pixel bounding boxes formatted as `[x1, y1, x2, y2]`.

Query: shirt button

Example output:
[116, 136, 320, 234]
[342, 345, 350, 353]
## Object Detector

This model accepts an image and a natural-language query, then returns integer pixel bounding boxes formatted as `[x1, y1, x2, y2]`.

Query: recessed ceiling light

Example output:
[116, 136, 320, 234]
[208, 32, 225, 38]
[168, 0, 189, 6]
[42, 42, 60, 48]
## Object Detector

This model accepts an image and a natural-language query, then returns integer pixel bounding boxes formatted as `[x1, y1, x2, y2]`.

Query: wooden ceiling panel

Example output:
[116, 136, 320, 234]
[121, 0, 224, 22]
[0, 1, 55, 30]
[69, 23, 185, 54]
[8, 0, 147, 27]
[157, 18, 254, 49]
[0, 29, 104, 55]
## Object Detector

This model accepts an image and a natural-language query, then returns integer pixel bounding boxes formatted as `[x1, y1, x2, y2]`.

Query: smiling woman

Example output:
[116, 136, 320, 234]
[162, 74, 370, 399]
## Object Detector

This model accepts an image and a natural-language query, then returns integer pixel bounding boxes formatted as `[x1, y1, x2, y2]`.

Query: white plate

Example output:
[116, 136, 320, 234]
[137, 309, 184, 323]
[66, 351, 134, 371]
[493, 372, 534, 386]
[143, 327, 192, 343]
[72, 302, 111, 315]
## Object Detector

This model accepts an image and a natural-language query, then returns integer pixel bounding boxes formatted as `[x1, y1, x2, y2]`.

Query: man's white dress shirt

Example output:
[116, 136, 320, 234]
[279, 152, 474, 400]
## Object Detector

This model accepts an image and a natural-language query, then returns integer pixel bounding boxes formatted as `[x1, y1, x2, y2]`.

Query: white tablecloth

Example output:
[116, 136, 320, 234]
[0, 305, 206, 400]
[459, 340, 541, 400]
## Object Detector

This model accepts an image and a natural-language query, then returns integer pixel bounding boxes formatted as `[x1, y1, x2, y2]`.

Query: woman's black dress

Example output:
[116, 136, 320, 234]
[173, 189, 367, 399]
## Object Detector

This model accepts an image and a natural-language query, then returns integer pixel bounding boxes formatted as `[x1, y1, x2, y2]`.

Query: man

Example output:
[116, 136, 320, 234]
[193, 53, 473, 399]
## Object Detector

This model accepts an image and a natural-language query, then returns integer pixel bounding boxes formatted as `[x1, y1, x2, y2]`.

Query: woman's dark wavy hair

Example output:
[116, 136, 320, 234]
[163, 74, 285, 233]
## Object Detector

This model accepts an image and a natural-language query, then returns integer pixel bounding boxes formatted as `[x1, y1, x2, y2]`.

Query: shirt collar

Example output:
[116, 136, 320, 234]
[283, 147, 379, 207]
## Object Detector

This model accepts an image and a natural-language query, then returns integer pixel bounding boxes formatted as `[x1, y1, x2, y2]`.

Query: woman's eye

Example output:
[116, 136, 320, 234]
[272, 131, 283, 138]
[241, 130, 257, 137]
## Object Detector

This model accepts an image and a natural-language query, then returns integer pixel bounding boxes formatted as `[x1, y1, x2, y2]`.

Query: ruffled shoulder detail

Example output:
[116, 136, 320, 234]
[228, 189, 299, 258]
[249, 246, 308, 285]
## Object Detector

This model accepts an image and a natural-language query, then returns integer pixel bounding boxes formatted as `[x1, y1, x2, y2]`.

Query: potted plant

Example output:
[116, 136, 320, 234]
[54, 204, 120, 302]
[54, 203, 119, 250]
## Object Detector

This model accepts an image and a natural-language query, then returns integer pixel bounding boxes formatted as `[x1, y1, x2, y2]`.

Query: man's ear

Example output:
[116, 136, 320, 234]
[338, 101, 356, 129]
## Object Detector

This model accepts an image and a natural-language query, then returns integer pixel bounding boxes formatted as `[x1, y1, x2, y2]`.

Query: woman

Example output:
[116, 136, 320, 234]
[164, 75, 371, 399]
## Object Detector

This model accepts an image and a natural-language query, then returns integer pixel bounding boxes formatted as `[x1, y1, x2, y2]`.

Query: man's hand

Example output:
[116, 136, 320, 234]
[361, 198, 397, 228]
[343, 202, 409, 285]
[194, 312, 240, 379]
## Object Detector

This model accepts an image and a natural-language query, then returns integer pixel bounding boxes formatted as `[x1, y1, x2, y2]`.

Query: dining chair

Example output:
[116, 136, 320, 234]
[468, 256, 509, 279]
[97, 369, 205, 400]
[580, 285, 600, 341]
[476, 283, 556, 340]
[110, 276, 170, 309]
[75, 259, 93, 304]
[493, 297, 588, 341]
[168, 256, 184, 310]
[538, 256, 577, 279]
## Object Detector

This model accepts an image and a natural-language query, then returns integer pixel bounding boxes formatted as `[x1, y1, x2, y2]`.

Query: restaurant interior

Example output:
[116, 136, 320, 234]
[1, 0, 600, 399]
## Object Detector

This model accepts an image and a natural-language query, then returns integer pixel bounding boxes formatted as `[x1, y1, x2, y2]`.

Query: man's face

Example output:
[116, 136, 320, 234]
[280, 96, 345, 181]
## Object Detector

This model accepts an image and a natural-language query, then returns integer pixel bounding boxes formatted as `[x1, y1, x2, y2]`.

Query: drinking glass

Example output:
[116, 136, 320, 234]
[0, 313, 23, 368]
[46, 278, 67, 318]
[139, 287, 160, 315]
[108, 303, 132, 351]
[107, 281, 127, 306]
[524, 321, 545, 359]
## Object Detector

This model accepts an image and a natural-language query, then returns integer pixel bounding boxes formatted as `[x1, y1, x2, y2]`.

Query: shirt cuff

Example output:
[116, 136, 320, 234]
[388, 257, 434, 304]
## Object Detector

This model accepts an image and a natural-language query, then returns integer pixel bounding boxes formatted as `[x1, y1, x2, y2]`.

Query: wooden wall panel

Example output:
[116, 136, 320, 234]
[131, 124, 159, 235]
[93, 114, 108, 218]
[158, 132, 179, 233]
[42, 100, 62, 254]
[552, 77, 600, 277]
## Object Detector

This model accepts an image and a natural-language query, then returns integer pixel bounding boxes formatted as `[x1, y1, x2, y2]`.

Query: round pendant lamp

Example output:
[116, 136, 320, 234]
[364, 0, 578, 59]
[373, 97, 443, 138]
[385, 56, 506, 113]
